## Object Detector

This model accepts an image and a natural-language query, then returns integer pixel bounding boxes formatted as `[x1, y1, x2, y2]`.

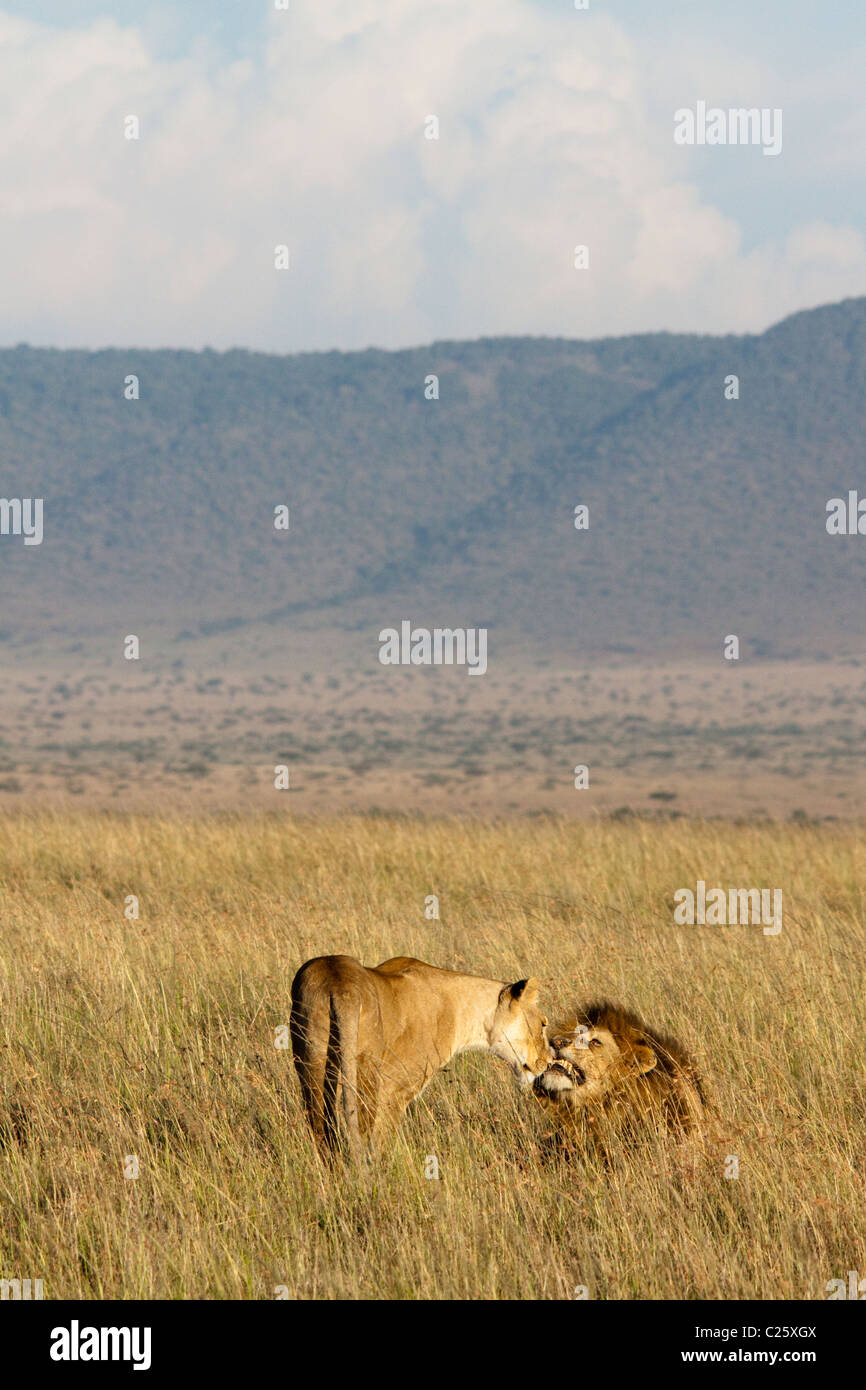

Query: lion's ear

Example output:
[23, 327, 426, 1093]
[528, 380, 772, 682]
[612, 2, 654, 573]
[504, 977, 539, 1005]
[632, 1044, 657, 1075]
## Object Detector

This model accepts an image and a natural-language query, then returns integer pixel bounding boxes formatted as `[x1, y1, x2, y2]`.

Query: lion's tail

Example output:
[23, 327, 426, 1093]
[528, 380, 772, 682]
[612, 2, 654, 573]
[328, 990, 362, 1160]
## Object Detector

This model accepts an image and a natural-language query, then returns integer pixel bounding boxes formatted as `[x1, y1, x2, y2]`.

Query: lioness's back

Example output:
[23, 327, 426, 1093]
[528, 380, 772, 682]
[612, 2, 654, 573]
[374, 956, 426, 977]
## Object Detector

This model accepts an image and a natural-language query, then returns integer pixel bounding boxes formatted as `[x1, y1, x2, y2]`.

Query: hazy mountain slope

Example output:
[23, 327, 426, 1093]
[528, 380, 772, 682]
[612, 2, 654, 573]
[1, 298, 863, 659]
[412, 296, 866, 657]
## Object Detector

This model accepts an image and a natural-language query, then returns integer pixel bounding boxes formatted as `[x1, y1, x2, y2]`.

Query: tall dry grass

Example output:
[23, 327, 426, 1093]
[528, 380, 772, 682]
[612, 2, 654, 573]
[0, 811, 862, 1299]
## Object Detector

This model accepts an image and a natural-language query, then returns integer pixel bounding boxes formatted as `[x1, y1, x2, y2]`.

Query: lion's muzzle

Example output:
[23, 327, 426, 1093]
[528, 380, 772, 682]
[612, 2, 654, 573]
[534, 1057, 584, 1095]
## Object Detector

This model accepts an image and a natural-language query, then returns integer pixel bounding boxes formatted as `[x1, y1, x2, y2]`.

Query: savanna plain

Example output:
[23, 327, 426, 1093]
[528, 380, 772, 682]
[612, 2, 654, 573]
[0, 812, 862, 1300]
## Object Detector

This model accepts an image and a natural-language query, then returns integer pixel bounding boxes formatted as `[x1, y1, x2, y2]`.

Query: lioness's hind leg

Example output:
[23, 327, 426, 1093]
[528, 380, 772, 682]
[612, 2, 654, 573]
[367, 1083, 415, 1153]
[290, 1003, 336, 1159]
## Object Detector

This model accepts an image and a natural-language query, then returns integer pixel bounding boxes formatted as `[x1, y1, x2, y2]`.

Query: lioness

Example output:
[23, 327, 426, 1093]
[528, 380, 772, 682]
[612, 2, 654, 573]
[534, 1001, 706, 1145]
[291, 954, 551, 1158]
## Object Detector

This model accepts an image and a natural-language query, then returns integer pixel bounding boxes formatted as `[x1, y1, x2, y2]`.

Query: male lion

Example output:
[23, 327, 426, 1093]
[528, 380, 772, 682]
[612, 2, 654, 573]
[533, 1001, 706, 1147]
[291, 954, 551, 1159]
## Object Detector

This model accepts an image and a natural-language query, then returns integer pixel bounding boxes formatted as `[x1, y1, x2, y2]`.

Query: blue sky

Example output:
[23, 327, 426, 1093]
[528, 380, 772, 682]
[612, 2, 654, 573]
[1, 1, 863, 351]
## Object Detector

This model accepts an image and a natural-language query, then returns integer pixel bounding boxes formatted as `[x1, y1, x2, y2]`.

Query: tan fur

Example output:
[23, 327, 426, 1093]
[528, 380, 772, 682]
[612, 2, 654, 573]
[534, 1001, 707, 1148]
[291, 954, 551, 1159]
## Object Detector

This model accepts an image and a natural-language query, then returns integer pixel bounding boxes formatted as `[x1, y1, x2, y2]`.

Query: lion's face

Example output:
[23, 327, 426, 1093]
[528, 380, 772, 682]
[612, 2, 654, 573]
[535, 1022, 657, 1106]
[490, 978, 552, 1087]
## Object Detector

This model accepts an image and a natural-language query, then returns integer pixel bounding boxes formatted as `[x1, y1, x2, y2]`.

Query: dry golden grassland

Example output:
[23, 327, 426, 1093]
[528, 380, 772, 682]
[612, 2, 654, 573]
[0, 812, 862, 1300]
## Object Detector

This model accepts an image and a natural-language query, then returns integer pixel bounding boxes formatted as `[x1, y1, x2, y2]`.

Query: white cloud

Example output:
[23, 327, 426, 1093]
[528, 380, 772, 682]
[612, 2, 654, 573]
[0, 2, 862, 350]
